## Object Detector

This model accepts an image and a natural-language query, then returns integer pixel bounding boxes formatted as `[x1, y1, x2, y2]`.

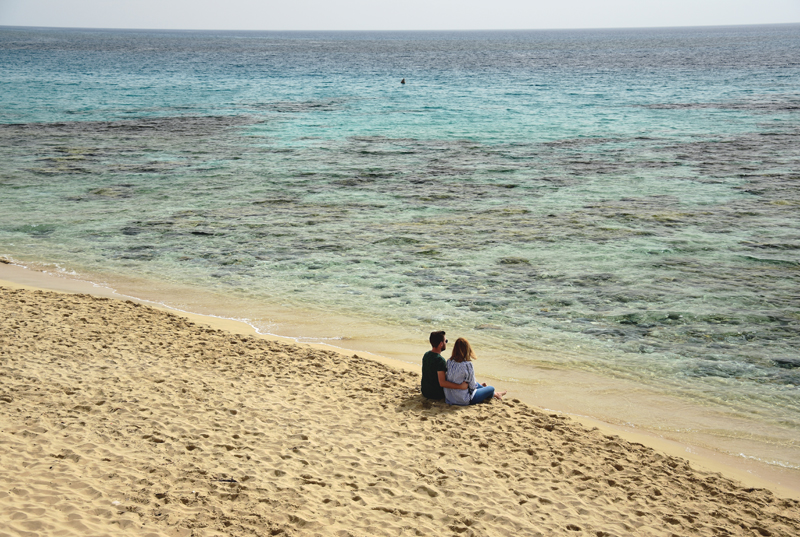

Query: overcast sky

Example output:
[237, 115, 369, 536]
[1, 0, 798, 31]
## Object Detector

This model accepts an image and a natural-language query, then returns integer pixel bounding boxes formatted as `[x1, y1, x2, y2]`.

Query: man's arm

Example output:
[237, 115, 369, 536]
[438, 371, 468, 390]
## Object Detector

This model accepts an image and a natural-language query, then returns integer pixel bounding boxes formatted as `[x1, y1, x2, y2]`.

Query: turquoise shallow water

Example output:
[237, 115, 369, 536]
[1, 25, 799, 469]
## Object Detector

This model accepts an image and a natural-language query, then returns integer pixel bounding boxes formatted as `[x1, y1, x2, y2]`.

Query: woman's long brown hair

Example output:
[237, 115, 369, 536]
[450, 337, 477, 363]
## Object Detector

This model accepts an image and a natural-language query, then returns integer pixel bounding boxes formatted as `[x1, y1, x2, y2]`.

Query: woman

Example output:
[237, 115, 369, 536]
[443, 338, 506, 405]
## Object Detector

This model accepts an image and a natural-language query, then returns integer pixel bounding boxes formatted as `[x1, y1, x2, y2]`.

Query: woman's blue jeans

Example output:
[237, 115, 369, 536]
[469, 385, 495, 404]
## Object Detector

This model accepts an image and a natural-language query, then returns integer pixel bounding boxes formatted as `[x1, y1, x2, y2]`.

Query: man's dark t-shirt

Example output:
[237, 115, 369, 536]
[421, 350, 447, 399]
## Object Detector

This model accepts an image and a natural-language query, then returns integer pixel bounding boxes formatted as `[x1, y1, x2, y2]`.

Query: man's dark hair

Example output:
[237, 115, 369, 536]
[429, 331, 446, 348]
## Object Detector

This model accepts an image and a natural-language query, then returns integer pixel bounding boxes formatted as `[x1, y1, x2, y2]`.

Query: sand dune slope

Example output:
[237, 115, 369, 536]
[1, 286, 799, 536]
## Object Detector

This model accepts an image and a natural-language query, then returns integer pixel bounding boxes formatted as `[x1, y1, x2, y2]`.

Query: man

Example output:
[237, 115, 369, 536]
[421, 331, 468, 400]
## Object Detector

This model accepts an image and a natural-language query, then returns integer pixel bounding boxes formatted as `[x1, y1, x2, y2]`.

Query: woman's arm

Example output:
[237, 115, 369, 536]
[466, 363, 479, 390]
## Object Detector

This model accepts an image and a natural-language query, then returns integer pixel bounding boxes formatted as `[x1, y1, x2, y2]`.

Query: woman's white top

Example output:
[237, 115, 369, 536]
[443, 359, 481, 406]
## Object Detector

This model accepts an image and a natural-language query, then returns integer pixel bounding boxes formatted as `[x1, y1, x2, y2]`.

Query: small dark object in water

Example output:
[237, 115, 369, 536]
[401, 78, 405, 84]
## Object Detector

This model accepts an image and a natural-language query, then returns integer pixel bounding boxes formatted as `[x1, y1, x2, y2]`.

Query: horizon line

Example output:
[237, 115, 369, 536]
[2, 21, 799, 34]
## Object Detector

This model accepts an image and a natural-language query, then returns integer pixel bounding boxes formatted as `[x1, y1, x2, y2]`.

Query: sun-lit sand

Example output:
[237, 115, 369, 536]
[2, 280, 800, 536]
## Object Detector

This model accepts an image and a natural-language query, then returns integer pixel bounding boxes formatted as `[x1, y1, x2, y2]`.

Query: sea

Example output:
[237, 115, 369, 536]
[1, 24, 799, 479]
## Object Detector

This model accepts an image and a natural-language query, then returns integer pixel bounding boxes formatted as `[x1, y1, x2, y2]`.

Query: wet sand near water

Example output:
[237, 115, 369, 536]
[2, 273, 800, 535]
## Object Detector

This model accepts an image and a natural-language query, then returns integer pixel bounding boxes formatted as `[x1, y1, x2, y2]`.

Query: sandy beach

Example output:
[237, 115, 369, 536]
[2, 278, 800, 537]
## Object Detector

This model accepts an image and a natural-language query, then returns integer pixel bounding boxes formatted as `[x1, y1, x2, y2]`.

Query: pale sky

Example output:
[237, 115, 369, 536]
[1, 0, 798, 31]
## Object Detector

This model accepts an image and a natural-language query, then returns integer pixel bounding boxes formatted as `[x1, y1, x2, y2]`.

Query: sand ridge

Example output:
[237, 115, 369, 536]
[1, 286, 799, 536]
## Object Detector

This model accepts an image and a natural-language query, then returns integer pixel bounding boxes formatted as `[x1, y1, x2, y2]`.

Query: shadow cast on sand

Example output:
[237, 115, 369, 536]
[395, 392, 501, 414]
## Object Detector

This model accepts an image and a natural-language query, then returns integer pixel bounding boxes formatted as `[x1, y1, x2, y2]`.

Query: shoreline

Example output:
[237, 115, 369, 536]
[2, 260, 798, 501]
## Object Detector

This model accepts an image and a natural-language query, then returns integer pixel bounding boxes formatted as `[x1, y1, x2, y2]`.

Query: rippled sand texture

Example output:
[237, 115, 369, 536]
[1, 286, 799, 537]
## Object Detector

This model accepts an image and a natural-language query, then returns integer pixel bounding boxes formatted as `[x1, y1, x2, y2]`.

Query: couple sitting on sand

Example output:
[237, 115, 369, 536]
[421, 331, 506, 405]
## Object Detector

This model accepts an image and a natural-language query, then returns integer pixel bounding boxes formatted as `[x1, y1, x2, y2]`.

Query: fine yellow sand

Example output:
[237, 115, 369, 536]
[2, 285, 800, 537]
